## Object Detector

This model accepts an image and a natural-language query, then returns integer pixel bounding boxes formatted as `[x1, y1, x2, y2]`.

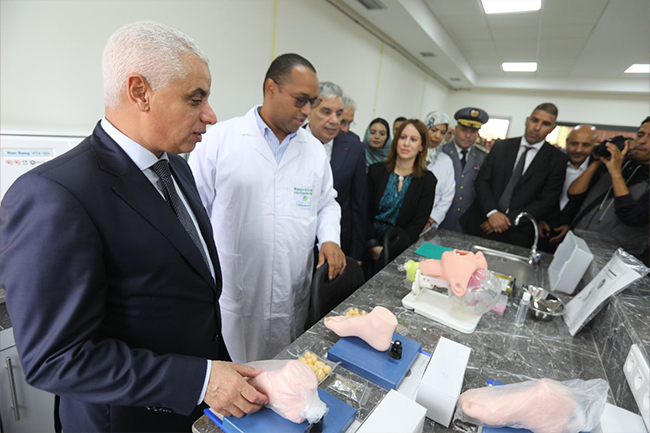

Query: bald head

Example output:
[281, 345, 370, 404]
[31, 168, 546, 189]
[566, 125, 598, 167]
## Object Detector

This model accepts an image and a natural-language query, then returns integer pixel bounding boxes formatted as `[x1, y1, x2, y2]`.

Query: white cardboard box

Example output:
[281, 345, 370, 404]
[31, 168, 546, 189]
[357, 389, 427, 433]
[548, 230, 593, 294]
[416, 337, 471, 427]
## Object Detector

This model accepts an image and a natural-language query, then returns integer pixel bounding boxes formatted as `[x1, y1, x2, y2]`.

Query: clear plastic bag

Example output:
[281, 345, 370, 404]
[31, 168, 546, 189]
[448, 268, 502, 317]
[565, 248, 650, 336]
[343, 307, 368, 317]
[246, 360, 328, 424]
[328, 373, 369, 404]
[298, 350, 337, 383]
[453, 378, 609, 433]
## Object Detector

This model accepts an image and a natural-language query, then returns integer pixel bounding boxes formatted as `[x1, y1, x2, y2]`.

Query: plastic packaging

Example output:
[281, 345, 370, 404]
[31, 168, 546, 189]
[246, 360, 328, 424]
[343, 307, 368, 317]
[564, 248, 650, 336]
[514, 291, 531, 327]
[298, 350, 337, 383]
[447, 268, 502, 317]
[328, 373, 369, 405]
[453, 378, 609, 433]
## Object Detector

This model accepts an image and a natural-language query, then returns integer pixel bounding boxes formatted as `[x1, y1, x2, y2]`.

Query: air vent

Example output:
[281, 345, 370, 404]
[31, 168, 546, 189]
[420, 52, 436, 58]
[449, 77, 461, 82]
[356, 0, 386, 10]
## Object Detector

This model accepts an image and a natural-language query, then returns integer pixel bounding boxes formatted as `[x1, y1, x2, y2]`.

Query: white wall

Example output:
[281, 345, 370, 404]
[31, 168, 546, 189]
[0, 0, 448, 138]
[2, 0, 645, 139]
[445, 88, 650, 138]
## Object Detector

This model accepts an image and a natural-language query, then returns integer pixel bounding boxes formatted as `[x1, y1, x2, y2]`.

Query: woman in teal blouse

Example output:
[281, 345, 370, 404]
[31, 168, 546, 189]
[366, 119, 437, 266]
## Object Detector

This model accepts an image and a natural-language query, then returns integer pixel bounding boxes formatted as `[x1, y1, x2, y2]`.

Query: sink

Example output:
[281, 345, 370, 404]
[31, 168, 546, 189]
[470, 245, 536, 287]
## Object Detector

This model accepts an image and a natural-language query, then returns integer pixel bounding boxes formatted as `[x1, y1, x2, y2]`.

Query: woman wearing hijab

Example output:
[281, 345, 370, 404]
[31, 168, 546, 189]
[366, 119, 436, 270]
[422, 111, 456, 234]
[363, 118, 391, 170]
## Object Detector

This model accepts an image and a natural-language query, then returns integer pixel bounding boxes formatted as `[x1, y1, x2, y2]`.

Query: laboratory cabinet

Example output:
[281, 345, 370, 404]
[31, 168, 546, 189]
[0, 328, 55, 433]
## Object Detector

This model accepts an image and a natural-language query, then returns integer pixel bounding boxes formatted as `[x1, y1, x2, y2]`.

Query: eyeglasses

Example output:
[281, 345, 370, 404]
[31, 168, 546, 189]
[271, 78, 320, 109]
[341, 120, 356, 128]
[290, 95, 320, 109]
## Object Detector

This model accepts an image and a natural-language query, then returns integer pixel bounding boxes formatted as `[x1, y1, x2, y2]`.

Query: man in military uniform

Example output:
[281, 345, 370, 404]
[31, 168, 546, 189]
[438, 107, 489, 232]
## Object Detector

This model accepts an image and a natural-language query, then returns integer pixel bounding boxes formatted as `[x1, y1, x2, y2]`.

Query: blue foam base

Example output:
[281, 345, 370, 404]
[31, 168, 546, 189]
[216, 388, 356, 433]
[327, 332, 422, 390]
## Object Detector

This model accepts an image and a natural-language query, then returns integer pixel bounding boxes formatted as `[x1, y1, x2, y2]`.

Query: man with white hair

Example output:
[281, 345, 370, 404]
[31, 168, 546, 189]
[341, 94, 360, 139]
[1, 21, 267, 432]
[306, 82, 367, 263]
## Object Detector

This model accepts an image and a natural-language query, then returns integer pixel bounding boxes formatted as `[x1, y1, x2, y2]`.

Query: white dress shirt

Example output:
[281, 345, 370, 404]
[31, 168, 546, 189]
[560, 158, 589, 210]
[487, 137, 545, 217]
[306, 124, 333, 161]
[454, 143, 471, 159]
[100, 118, 212, 405]
[517, 136, 545, 174]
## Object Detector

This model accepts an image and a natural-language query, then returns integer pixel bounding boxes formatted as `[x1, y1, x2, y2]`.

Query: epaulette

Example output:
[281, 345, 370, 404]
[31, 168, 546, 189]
[475, 144, 489, 154]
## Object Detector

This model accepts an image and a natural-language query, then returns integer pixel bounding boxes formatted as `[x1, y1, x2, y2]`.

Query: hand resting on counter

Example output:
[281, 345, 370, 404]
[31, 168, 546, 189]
[204, 361, 269, 418]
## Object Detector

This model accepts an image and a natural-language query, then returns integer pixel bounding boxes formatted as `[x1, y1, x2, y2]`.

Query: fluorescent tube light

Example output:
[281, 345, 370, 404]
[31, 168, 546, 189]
[502, 62, 537, 72]
[624, 64, 650, 73]
[481, 0, 541, 14]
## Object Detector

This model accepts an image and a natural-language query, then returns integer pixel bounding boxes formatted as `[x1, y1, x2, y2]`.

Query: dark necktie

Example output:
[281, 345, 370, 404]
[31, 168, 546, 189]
[460, 149, 468, 169]
[497, 146, 534, 213]
[151, 160, 211, 272]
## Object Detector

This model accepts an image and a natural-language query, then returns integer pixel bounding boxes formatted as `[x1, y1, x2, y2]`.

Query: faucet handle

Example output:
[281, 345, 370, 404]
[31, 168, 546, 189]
[529, 249, 542, 264]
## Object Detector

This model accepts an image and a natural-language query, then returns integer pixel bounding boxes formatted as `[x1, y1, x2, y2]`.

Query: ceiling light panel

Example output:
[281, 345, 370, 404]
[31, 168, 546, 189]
[356, 0, 386, 10]
[502, 62, 537, 72]
[481, 0, 541, 14]
[624, 64, 650, 73]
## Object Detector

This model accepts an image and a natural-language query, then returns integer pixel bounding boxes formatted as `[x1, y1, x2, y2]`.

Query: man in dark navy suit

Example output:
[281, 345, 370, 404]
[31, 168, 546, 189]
[462, 103, 567, 247]
[0, 21, 266, 432]
[306, 82, 367, 263]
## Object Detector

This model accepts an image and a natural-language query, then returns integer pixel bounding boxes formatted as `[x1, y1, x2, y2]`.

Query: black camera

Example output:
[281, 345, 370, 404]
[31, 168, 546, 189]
[592, 135, 628, 159]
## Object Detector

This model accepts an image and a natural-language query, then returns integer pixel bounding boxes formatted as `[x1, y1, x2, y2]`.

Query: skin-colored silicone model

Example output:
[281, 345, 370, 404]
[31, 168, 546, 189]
[248, 360, 319, 424]
[419, 250, 488, 297]
[324, 306, 397, 351]
[458, 379, 576, 433]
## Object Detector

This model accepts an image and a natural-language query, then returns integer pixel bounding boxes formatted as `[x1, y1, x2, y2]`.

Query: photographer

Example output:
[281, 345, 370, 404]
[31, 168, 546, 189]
[567, 117, 649, 261]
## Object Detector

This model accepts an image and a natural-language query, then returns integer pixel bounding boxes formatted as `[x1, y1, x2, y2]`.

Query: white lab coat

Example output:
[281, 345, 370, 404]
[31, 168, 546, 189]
[427, 152, 456, 227]
[189, 106, 341, 363]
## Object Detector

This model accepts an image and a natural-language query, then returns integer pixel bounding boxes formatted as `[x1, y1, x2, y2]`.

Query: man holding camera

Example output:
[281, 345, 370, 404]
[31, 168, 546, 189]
[568, 117, 649, 261]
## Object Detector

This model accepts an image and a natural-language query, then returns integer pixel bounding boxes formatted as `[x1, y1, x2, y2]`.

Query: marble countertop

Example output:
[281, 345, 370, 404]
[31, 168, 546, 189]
[0, 302, 11, 331]
[194, 228, 649, 433]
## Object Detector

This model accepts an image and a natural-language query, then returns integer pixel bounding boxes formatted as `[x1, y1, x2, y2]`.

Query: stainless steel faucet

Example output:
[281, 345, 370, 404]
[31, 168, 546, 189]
[514, 212, 542, 264]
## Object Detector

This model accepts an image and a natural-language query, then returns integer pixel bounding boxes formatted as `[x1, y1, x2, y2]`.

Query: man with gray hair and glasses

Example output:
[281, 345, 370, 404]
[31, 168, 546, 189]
[341, 93, 360, 139]
[306, 82, 367, 264]
[1, 21, 267, 432]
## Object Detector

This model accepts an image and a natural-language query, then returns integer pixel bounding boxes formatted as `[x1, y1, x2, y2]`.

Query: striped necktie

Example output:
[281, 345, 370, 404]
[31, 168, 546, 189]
[497, 146, 534, 213]
[151, 160, 211, 272]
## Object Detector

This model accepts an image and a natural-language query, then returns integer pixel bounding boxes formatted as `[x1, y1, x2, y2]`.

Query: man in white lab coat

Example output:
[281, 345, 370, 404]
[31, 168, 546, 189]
[189, 54, 346, 363]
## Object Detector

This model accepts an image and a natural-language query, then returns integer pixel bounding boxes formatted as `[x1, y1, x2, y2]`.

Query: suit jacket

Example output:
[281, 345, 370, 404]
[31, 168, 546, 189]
[462, 137, 567, 247]
[346, 130, 360, 141]
[331, 131, 368, 260]
[438, 141, 487, 232]
[0, 123, 228, 432]
[366, 162, 436, 245]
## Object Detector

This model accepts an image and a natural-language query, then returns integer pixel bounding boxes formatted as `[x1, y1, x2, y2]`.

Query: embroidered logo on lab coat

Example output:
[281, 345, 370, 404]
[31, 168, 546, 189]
[294, 187, 313, 209]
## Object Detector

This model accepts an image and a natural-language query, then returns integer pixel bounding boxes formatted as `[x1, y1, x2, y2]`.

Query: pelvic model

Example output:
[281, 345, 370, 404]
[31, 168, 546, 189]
[324, 306, 397, 351]
[419, 250, 488, 297]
